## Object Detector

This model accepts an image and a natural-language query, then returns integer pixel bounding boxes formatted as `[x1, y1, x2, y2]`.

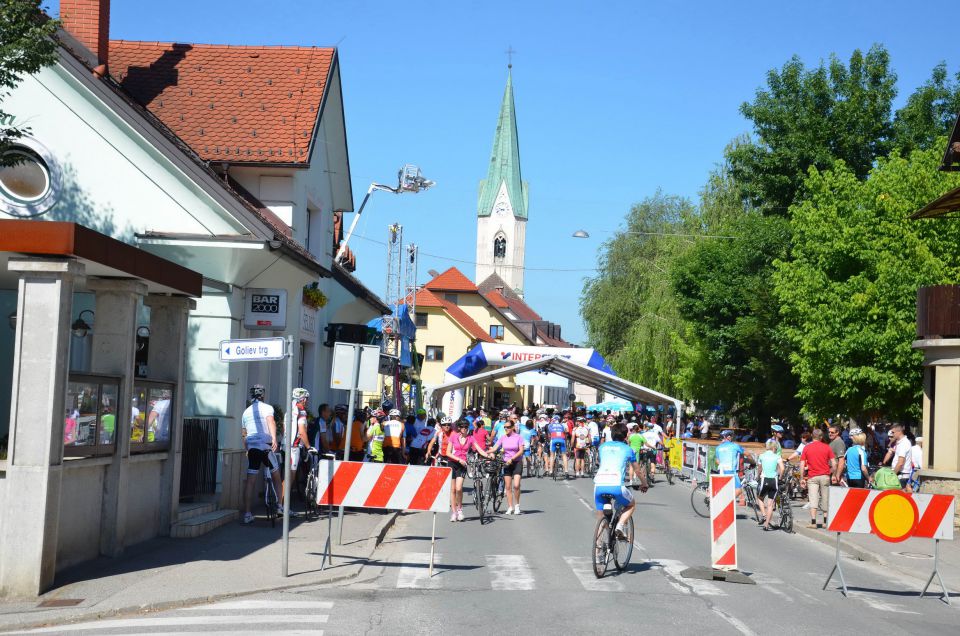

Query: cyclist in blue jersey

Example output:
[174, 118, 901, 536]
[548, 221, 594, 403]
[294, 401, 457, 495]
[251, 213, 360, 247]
[715, 429, 754, 506]
[520, 419, 538, 474]
[594, 422, 648, 538]
[546, 416, 569, 476]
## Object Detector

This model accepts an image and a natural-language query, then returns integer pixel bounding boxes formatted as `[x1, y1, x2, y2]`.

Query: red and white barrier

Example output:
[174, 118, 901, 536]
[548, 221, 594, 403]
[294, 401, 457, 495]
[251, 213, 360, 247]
[827, 487, 955, 542]
[710, 475, 737, 570]
[315, 461, 451, 513]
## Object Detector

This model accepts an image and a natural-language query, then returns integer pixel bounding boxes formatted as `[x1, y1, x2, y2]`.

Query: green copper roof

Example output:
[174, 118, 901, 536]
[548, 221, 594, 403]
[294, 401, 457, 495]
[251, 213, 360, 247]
[477, 71, 529, 219]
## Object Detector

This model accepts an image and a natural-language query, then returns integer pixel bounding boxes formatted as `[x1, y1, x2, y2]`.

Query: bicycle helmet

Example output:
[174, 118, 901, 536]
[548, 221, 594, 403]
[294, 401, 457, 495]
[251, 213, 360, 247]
[770, 424, 784, 433]
[292, 387, 309, 400]
[721, 429, 734, 438]
[389, 408, 401, 417]
[249, 384, 265, 400]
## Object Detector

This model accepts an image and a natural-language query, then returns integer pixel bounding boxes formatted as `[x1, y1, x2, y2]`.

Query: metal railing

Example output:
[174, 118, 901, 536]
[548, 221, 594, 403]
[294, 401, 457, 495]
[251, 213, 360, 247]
[179, 417, 219, 502]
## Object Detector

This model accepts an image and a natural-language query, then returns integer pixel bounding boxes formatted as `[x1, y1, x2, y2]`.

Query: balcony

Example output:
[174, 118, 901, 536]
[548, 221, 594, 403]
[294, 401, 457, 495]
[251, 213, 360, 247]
[917, 285, 960, 339]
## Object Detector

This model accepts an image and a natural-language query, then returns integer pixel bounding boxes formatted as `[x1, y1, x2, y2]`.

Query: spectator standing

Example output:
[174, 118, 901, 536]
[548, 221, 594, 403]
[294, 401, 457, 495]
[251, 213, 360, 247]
[883, 425, 913, 490]
[800, 429, 836, 528]
[828, 425, 847, 485]
[840, 429, 870, 488]
[908, 436, 923, 492]
[315, 403, 331, 453]
[699, 417, 710, 440]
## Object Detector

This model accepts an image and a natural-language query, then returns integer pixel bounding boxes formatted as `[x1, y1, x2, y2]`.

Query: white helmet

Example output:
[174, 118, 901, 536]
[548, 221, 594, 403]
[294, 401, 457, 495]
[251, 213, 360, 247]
[292, 387, 310, 400]
[389, 408, 401, 417]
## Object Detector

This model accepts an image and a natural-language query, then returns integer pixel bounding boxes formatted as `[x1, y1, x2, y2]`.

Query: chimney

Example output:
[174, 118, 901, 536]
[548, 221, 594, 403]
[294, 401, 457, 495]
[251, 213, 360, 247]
[60, 0, 111, 71]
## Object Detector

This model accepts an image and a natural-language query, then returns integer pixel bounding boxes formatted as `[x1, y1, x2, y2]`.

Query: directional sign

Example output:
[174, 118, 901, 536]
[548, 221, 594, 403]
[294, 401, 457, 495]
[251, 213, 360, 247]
[219, 337, 286, 362]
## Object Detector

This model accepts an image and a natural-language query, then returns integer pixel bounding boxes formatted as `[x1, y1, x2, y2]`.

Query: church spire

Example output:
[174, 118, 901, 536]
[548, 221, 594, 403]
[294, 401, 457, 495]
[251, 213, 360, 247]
[477, 69, 528, 219]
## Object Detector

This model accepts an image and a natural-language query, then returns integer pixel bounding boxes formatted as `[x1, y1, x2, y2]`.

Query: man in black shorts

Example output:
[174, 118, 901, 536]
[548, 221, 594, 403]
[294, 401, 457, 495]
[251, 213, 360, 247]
[241, 385, 282, 524]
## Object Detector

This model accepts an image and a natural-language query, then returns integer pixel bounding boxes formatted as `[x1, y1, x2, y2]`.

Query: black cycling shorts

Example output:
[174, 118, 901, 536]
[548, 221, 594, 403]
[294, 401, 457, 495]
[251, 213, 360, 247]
[451, 463, 468, 480]
[758, 477, 778, 499]
[247, 448, 279, 475]
[503, 460, 522, 477]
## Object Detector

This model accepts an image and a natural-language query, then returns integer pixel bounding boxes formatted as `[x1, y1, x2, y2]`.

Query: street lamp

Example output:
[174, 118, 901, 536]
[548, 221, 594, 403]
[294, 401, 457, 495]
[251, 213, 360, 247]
[334, 164, 435, 265]
[71, 309, 94, 338]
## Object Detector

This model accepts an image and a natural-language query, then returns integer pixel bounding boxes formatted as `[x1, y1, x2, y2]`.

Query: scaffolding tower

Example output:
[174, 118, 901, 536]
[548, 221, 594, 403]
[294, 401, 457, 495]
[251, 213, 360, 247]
[383, 223, 404, 358]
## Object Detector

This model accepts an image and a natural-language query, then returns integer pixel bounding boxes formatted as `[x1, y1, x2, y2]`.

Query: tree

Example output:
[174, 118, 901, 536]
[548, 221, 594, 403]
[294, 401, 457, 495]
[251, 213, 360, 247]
[893, 63, 960, 155]
[728, 45, 898, 213]
[0, 1, 58, 162]
[773, 144, 960, 421]
[671, 212, 799, 426]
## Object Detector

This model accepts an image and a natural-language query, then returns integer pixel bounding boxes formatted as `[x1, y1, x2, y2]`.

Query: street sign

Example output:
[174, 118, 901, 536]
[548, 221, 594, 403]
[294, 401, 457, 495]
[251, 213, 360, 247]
[218, 337, 286, 362]
[330, 343, 380, 391]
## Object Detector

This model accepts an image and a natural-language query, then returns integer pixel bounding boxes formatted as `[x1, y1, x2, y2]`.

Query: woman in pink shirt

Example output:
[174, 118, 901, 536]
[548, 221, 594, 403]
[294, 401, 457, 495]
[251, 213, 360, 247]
[482, 420, 526, 515]
[445, 420, 476, 522]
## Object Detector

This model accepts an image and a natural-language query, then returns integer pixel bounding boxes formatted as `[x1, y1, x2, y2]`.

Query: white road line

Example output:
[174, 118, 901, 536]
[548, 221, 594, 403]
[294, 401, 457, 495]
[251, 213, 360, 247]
[847, 592, 920, 615]
[652, 559, 726, 596]
[396, 552, 442, 589]
[109, 632, 323, 636]
[181, 600, 333, 610]
[17, 615, 328, 633]
[486, 554, 535, 590]
[577, 496, 593, 511]
[710, 606, 756, 636]
[563, 556, 625, 591]
[747, 573, 794, 602]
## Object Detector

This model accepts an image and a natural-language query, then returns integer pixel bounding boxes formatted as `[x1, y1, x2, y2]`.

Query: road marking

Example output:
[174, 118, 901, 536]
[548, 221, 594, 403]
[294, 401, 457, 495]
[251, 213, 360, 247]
[181, 600, 334, 610]
[652, 559, 726, 596]
[396, 552, 442, 589]
[18, 615, 328, 632]
[111, 633, 323, 636]
[847, 591, 920, 615]
[486, 554, 535, 590]
[577, 496, 593, 511]
[710, 606, 756, 636]
[563, 556, 625, 591]
[747, 573, 794, 601]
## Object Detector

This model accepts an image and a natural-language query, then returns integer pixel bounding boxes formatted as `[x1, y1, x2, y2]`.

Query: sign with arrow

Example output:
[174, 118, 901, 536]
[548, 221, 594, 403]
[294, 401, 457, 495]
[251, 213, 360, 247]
[219, 337, 286, 362]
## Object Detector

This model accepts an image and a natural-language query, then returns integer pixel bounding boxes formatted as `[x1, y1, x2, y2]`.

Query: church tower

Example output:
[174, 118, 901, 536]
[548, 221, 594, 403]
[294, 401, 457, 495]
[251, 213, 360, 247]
[476, 68, 529, 297]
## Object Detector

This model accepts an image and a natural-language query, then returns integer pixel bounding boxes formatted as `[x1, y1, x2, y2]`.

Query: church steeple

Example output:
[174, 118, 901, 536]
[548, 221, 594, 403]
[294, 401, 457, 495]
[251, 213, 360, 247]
[477, 70, 528, 219]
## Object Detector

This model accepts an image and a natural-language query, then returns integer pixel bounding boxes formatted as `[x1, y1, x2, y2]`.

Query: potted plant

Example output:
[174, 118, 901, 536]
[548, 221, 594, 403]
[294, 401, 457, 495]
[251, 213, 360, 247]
[302, 282, 328, 309]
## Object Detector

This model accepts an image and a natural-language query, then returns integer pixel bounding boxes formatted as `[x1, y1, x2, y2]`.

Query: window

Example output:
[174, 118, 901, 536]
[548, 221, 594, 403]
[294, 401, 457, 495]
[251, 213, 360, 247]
[415, 312, 428, 327]
[0, 139, 60, 217]
[425, 345, 444, 361]
[64, 374, 120, 457]
[490, 324, 504, 340]
[443, 293, 458, 305]
[130, 380, 175, 453]
[493, 235, 507, 260]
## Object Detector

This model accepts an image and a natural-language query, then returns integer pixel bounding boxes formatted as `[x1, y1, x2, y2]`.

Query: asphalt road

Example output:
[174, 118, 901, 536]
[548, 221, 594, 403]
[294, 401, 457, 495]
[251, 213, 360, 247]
[16, 470, 959, 635]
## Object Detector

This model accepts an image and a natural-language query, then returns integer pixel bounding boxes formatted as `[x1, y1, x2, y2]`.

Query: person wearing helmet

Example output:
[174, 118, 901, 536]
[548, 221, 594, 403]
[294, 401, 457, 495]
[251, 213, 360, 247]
[382, 409, 407, 464]
[715, 429, 753, 506]
[241, 385, 282, 524]
[364, 410, 385, 463]
[767, 424, 785, 457]
[426, 417, 453, 465]
[289, 388, 311, 490]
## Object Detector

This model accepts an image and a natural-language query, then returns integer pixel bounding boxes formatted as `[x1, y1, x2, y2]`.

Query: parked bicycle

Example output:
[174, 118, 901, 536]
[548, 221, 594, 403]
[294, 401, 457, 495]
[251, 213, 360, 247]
[262, 452, 282, 528]
[691, 477, 710, 518]
[592, 494, 634, 578]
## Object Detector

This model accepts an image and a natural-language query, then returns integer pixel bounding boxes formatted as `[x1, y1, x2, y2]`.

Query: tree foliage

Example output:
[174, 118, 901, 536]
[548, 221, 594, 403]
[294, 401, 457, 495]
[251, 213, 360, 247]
[774, 146, 960, 421]
[892, 63, 960, 155]
[0, 1, 58, 160]
[728, 45, 897, 213]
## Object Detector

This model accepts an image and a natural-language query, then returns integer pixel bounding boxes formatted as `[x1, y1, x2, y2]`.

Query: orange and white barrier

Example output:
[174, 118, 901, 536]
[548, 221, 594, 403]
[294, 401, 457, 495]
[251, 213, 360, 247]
[710, 475, 737, 570]
[827, 487, 954, 542]
[315, 461, 451, 512]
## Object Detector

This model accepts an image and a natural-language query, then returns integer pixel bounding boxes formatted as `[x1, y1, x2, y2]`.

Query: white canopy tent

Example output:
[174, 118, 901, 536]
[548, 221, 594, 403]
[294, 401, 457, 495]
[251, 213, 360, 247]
[426, 355, 682, 413]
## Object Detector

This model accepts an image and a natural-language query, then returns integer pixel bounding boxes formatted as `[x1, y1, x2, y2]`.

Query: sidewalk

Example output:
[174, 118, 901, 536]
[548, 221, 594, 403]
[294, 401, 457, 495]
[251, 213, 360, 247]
[0, 508, 399, 633]
[792, 507, 960, 595]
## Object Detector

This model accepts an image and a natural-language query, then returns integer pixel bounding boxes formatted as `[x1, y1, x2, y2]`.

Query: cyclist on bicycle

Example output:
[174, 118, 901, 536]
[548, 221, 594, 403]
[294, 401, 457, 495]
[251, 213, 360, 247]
[520, 419, 538, 475]
[594, 422, 648, 539]
[242, 384, 282, 524]
[716, 429, 754, 506]
[546, 415, 568, 477]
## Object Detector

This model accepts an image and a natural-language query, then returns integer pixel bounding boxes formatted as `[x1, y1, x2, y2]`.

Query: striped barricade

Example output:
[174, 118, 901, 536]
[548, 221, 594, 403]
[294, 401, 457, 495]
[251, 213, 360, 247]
[823, 487, 955, 601]
[710, 475, 737, 570]
[315, 461, 451, 512]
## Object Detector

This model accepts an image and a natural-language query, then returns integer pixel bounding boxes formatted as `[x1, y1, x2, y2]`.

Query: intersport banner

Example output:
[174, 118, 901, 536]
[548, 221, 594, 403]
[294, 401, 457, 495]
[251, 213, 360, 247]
[438, 343, 616, 418]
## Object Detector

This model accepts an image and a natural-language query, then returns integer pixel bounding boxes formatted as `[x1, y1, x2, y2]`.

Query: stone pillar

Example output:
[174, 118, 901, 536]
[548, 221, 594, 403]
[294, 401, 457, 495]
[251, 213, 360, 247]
[144, 295, 194, 533]
[0, 258, 83, 597]
[87, 278, 146, 557]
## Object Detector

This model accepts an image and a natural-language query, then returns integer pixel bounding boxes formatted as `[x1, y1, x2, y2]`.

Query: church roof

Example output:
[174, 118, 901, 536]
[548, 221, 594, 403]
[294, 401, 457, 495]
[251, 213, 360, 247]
[478, 273, 541, 321]
[424, 267, 478, 292]
[477, 71, 528, 219]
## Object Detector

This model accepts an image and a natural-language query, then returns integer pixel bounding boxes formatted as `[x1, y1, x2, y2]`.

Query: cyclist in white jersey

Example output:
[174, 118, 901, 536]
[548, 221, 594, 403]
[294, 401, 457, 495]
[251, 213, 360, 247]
[242, 385, 282, 524]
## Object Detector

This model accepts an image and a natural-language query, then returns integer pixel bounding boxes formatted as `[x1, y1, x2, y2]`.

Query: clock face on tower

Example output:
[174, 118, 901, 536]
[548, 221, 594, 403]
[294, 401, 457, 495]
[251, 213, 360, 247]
[493, 200, 510, 217]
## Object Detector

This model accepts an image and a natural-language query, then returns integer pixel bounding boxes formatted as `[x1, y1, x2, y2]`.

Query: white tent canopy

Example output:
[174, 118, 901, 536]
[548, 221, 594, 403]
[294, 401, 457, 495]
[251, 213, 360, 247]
[426, 355, 681, 410]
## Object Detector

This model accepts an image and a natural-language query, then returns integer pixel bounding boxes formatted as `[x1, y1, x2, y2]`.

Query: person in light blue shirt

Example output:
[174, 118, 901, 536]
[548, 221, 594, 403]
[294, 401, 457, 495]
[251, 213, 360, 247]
[715, 429, 753, 504]
[520, 420, 538, 475]
[594, 423, 648, 538]
[757, 440, 784, 530]
[841, 429, 869, 488]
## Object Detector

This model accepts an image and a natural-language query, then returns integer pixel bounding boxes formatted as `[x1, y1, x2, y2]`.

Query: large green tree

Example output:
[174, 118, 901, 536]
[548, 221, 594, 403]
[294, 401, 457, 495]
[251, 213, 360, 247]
[728, 45, 898, 213]
[893, 63, 960, 154]
[0, 1, 58, 162]
[774, 145, 960, 421]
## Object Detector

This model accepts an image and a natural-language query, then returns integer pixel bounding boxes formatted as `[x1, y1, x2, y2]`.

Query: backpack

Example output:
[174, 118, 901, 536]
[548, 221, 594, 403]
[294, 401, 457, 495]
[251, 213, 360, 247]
[873, 467, 901, 491]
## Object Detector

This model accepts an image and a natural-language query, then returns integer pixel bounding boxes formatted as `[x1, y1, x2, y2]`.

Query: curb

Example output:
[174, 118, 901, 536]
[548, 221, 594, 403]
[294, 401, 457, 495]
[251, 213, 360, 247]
[0, 510, 402, 634]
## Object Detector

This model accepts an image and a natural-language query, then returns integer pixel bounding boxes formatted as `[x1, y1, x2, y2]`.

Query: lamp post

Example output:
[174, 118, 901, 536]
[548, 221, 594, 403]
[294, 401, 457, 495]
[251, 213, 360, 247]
[334, 164, 435, 265]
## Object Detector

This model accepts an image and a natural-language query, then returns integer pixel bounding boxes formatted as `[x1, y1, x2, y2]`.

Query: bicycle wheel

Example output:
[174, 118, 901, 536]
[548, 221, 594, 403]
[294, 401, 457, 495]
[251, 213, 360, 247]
[778, 496, 794, 533]
[304, 474, 318, 520]
[691, 483, 710, 518]
[663, 458, 674, 485]
[473, 478, 484, 511]
[492, 474, 504, 513]
[613, 516, 634, 571]
[592, 517, 611, 578]
[535, 455, 543, 478]
[552, 457, 560, 481]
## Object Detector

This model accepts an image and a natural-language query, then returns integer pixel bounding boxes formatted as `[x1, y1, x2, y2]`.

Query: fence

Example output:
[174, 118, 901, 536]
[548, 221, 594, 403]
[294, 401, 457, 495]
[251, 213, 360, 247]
[179, 417, 219, 501]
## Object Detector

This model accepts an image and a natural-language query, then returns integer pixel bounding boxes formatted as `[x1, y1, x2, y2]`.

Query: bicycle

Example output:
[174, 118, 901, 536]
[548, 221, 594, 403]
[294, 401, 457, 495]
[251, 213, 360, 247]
[485, 457, 505, 514]
[691, 478, 710, 518]
[774, 487, 794, 533]
[551, 449, 566, 481]
[303, 449, 320, 520]
[656, 445, 674, 485]
[742, 469, 764, 525]
[472, 460, 487, 523]
[262, 453, 282, 528]
[638, 449, 654, 485]
[592, 494, 634, 578]
[583, 446, 598, 478]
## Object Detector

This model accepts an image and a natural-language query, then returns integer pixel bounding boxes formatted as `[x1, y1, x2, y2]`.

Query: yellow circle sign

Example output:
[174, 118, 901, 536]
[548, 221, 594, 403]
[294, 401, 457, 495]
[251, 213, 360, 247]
[868, 490, 919, 543]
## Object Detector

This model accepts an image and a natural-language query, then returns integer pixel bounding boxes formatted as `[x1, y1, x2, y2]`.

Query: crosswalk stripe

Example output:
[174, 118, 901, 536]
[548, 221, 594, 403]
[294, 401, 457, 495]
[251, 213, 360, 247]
[652, 559, 726, 596]
[563, 556, 625, 591]
[108, 632, 323, 636]
[486, 554, 535, 590]
[18, 615, 329, 633]
[397, 552, 442, 589]
[181, 600, 333, 610]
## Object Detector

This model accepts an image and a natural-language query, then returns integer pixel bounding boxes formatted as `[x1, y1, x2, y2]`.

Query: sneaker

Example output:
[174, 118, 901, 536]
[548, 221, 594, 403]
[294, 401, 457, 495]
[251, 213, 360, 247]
[513, 505, 521, 515]
[506, 506, 514, 515]
[457, 508, 464, 522]
[242, 512, 255, 524]
[614, 525, 627, 541]
[806, 521, 817, 529]
[450, 511, 458, 522]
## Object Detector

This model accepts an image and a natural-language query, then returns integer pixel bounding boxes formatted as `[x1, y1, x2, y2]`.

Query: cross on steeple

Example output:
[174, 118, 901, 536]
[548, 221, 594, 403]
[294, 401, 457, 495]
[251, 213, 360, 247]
[505, 45, 516, 69]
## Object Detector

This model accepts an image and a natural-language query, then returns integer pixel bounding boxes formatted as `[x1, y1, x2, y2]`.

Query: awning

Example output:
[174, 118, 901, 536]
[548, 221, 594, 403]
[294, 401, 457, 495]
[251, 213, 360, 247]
[912, 185, 960, 219]
[426, 355, 681, 409]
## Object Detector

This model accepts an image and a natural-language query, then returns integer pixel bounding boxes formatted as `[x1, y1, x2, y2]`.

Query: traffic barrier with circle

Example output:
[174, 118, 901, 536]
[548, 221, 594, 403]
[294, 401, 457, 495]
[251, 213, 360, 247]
[710, 475, 738, 570]
[823, 486, 955, 602]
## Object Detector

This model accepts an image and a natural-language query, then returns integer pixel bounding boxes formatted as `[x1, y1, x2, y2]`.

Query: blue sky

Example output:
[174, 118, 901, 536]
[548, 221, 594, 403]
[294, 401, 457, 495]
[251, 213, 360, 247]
[50, 1, 957, 344]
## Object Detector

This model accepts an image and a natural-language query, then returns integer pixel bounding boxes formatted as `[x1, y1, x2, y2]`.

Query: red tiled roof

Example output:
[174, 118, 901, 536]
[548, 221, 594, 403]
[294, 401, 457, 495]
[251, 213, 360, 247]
[109, 41, 334, 164]
[424, 267, 478, 292]
[484, 289, 509, 308]
[403, 288, 492, 342]
[407, 288, 444, 308]
[503, 296, 541, 321]
[536, 327, 570, 348]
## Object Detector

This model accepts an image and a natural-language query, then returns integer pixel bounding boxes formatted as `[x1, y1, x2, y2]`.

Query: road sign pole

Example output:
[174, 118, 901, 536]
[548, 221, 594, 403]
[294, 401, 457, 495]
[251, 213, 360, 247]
[338, 343, 363, 545]
[429, 511, 437, 577]
[282, 334, 293, 578]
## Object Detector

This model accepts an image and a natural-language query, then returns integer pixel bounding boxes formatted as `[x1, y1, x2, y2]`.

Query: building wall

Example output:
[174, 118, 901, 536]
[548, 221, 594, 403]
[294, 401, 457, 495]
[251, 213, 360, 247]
[452, 293, 527, 347]
[415, 307, 474, 387]
[475, 209, 526, 296]
[56, 463, 105, 570]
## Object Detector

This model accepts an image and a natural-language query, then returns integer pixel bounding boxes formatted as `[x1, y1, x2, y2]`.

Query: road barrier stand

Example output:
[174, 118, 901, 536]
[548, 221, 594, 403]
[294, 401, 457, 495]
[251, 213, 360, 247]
[681, 474, 755, 585]
[315, 460, 452, 575]
[823, 487, 955, 603]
